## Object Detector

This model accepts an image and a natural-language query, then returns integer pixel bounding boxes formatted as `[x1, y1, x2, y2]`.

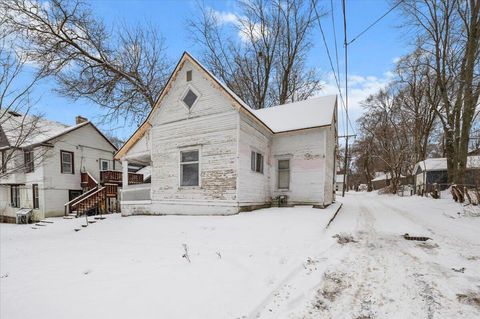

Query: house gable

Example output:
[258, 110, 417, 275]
[114, 52, 272, 160]
[150, 58, 239, 126]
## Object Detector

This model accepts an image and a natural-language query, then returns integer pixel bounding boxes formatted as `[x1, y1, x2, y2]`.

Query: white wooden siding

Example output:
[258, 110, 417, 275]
[237, 112, 272, 205]
[271, 128, 328, 204]
[148, 59, 239, 214]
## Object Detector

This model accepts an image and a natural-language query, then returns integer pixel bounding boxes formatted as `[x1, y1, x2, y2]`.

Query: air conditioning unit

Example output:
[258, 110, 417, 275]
[16, 208, 33, 224]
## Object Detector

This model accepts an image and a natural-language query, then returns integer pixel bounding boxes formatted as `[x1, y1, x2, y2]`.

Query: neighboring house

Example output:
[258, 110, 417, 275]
[0, 112, 123, 222]
[413, 156, 480, 194]
[371, 172, 406, 190]
[114, 52, 338, 216]
[335, 174, 346, 192]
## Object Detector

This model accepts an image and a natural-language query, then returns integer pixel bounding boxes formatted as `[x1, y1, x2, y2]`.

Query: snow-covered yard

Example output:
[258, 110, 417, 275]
[1, 193, 480, 318]
[0, 204, 340, 319]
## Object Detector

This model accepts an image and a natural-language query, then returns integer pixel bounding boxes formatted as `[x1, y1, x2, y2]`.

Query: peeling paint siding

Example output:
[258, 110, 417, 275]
[271, 128, 327, 204]
[323, 122, 336, 205]
[237, 112, 272, 204]
[148, 59, 239, 213]
[127, 130, 150, 158]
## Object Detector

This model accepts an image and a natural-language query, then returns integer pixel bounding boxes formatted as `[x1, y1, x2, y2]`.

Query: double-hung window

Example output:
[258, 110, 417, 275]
[60, 150, 74, 174]
[180, 150, 199, 186]
[251, 151, 264, 174]
[11, 185, 20, 208]
[100, 159, 110, 171]
[277, 159, 290, 189]
[32, 184, 39, 209]
[24, 150, 34, 173]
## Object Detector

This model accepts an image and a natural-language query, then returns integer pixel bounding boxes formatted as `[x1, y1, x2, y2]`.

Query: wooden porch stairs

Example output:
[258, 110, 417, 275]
[64, 170, 143, 217]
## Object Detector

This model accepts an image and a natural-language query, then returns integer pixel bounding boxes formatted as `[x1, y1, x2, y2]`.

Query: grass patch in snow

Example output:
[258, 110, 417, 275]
[332, 233, 357, 245]
[457, 292, 480, 310]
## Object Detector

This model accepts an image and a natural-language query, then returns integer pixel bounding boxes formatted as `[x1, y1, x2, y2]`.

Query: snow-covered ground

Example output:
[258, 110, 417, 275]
[1, 193, 479, 318]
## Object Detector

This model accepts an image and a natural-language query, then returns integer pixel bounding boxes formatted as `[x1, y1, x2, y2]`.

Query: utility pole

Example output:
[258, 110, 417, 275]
[341, 0, 349, 197]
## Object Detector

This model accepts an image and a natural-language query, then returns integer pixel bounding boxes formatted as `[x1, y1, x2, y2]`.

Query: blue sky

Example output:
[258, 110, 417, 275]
[25, 0, 411, 140]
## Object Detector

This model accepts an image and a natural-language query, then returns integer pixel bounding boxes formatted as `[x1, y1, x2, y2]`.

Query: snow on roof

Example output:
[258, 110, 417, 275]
[415, 156, 480, 172]
[0, 110, 90, 149]
[251, 96, 337, 133]
[371, 172, 405, 182]
[189, 52, 336, 133]
[136, 165, 151, 181]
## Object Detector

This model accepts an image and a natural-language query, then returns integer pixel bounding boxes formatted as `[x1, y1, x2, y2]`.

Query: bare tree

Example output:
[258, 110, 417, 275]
[395, 48, 440, 164]
[188, 0, 322, 109]
[357, 87, 413, 194]
[0, 18, 48, 177]
[401, 0, 480, 184]
[1, 0, 172, 125]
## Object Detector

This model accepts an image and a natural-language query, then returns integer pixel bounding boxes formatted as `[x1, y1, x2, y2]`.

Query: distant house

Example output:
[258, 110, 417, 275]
[114, 52, 338, 216]
[413, 156, 480, 194]
[0, 113, 124, 223]
[335, 174, 346, 191]
[371, 172, 406, 190]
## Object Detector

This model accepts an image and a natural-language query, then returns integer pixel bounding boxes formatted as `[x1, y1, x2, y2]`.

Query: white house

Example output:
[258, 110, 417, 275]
[115, 52, 338, 216]
[335, 174, 346, 192]
[0, 112, 122, 222]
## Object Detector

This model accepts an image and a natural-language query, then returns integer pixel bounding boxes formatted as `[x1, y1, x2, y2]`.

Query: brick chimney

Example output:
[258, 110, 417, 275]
[75, 115, 88, 124]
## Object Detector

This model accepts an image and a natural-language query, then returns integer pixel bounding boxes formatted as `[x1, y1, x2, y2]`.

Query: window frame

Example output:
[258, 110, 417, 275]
[277, 159, 291, 190]
[24, 149, 34, 173]
[99, 158, 110, 171]
[10, 185, 20, 208]
[180, 85, 201, 111]
[32, 184, 39, 209]
[60, 150, 74, 174]
[179, 148, 201, 187]
[250, 150, 264, 174]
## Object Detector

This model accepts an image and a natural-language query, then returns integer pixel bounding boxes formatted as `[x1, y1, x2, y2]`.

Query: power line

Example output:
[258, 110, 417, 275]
[312, 0, 354, 135]
[341, 0, 349, 198]
[347, 0, 405, 45]
[330, 0, 341, 95]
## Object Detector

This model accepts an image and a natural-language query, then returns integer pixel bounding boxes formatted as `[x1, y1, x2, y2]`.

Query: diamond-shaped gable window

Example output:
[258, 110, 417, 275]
[182, 90, 198, 109]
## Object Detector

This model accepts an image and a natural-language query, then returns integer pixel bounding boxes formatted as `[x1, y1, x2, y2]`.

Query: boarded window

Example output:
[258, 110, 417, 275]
[32, 184, 39, 209]
[278, 159, 290, 189]
[186, 70, 192, 81]
[180, 150, 199, 186]
[182, 90, 198, 109]
[251, 151, 264, 174]
[60, 150, 74, 174]
[11, 185, 20, 208]
[24, 150, 34, 173]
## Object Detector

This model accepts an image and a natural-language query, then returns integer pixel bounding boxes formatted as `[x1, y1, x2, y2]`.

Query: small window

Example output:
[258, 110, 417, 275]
[278, 159, 290, 189]
[251, 151, 264, 174]
[180, 150, 199, 186]
[1, 151, 5, 173]
[60, 150, 74, 174]
[11, 185, 20, 208]
[100, 159, 110, 171]
[24, 150, 34, 173]
[186, 70, 192, 82]
[32, 184, 39, 209]
[182, 89, 198, 109]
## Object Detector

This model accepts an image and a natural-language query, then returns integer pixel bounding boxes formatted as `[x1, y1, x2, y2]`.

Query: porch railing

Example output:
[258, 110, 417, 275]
[100, 170, 144, 185]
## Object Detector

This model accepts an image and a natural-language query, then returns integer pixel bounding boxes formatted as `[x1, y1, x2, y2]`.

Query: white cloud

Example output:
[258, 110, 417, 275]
[213, 11, 240, 25]
[318, 71, 393, 134]
[212, 10, 263, 43]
